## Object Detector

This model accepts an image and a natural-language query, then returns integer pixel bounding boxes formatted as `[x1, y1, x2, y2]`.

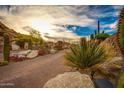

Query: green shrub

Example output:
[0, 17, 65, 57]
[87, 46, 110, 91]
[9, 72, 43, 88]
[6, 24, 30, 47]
[3, 33, 10, 62]
[0, 61, 8, 66]
[65, 39, 110, 71]
[95, 33, 110, 40]
[117, 71, 124, 88]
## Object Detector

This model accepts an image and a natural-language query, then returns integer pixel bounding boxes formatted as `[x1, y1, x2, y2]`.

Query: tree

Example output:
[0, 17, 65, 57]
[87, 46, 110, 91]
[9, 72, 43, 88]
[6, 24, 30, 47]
[55, 41, 63, 50]
[29, 29, 44, 49]
[15, 31, 44, 49]
[29, 29, 41, 39]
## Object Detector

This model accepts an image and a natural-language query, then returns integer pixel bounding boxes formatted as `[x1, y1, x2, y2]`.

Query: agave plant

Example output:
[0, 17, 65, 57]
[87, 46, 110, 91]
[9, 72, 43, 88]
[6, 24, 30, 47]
[65, 39, 110, 72]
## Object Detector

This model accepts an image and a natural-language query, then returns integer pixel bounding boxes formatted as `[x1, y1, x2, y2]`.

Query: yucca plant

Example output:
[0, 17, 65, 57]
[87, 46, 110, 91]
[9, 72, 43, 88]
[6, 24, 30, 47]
[65, 39, 110, 76]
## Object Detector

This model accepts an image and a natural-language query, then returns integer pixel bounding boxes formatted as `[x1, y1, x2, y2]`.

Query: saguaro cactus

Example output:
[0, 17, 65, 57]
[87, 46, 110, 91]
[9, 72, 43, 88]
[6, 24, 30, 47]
[118, 8, 124, 55]
[3, 33, 10, 62]
[98, 20, 100, 34]
[117, 7, 124, 88]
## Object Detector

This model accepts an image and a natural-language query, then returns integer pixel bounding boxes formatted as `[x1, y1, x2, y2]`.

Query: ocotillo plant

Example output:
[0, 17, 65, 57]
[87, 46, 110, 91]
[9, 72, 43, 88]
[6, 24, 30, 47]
[3, 33, 10, 62]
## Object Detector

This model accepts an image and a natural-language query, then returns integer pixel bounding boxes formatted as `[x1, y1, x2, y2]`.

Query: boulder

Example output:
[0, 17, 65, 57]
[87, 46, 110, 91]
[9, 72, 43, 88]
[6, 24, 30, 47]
[12, 44, 20, 51]
[97, 57, 124, 78]
[19, 50, 31, 55]
[26, 50, 38, 58]
[43, 72, 94, 88]
[50, 49, 57, 54]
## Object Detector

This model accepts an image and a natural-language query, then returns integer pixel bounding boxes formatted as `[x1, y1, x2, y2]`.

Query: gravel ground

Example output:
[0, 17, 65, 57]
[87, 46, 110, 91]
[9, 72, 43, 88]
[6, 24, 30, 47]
[0, 50, 70, 88]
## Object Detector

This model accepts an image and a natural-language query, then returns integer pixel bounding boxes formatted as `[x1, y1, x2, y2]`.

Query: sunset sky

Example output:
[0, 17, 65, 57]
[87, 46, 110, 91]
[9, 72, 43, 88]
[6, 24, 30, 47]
[0, 5, 122, 40]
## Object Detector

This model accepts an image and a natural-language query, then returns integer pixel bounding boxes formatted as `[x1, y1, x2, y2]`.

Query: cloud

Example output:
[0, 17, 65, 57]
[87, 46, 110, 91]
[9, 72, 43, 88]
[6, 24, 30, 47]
[109, 21, 118, 29]
[0, 5, 122, 40]
[102, 20, 118, 29]
[0, 5, 96, 40]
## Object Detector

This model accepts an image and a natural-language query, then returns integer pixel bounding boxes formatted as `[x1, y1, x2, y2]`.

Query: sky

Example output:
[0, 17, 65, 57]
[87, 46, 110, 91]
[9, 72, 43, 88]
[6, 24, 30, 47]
[0, 5, 123, 41]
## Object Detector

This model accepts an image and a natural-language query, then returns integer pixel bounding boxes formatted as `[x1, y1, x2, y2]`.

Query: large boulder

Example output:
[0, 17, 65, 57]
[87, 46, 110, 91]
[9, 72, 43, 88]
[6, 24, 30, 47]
[97, 57, 124, 78]
[43, 72, 94, 88]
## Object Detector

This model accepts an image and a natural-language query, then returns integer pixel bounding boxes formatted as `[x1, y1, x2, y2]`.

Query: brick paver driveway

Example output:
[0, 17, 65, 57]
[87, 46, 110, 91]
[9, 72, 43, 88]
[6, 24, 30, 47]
[0, 50, 70, 88]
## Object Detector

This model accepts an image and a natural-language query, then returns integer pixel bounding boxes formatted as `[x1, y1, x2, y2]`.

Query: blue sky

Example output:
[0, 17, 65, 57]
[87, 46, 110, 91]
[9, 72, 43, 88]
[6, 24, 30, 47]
[64, 5, 122, 36]
[0, 5, 123, 40]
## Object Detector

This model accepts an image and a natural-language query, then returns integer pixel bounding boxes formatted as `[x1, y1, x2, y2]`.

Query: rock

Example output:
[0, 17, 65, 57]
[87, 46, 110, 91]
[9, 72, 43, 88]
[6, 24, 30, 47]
[50, 49, 57, 54]
[26, 50, 38, 58]
[97, 57, 124, 77]
[12, 44, 20, 51]
[43, 72, 94, 88]
[18, 54, 25, 58]
[10, 50, 31, 57]
[19, 50, 31, 55]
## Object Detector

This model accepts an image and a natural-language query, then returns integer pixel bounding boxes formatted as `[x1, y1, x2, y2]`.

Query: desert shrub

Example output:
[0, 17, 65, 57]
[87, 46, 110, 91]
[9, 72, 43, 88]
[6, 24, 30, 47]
[38, 49, 47, 56]
[95, 33, 110, 40]
[65, 39, 111, 73]
[9, 56, 26, 62]
[117, 71, 124, 88]
[0, 61, 8, 66]
[54, 41, 63, 50]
